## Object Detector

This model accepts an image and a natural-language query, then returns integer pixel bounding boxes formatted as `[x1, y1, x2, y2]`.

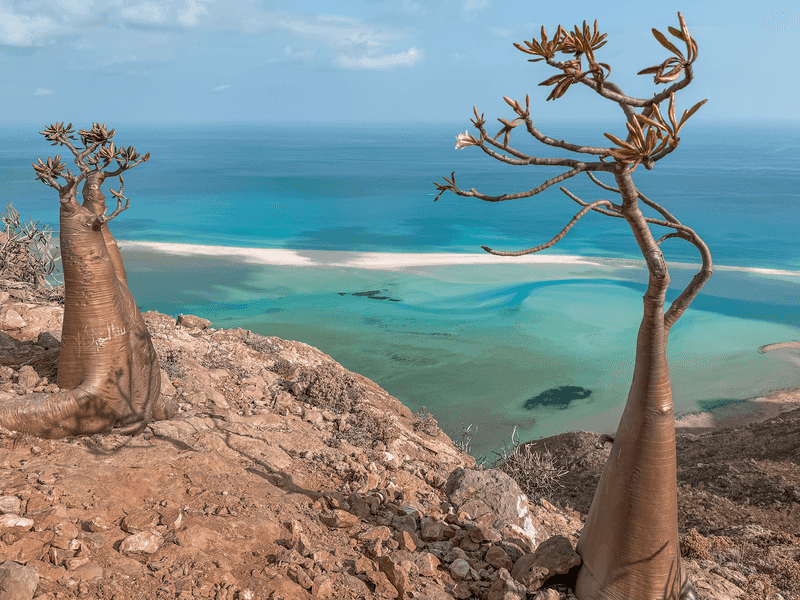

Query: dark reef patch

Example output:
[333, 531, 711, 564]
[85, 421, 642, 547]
[340, 289, 401, 302]
[524, 386, 592, 410]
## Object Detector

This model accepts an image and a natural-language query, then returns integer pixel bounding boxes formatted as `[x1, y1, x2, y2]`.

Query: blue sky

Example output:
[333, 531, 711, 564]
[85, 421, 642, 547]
[1, 0, 798, 124]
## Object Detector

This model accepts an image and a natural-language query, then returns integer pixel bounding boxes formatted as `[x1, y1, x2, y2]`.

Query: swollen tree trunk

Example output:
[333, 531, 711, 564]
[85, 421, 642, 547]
[0, 124, 173, 438]
[574, 170, 694, 600]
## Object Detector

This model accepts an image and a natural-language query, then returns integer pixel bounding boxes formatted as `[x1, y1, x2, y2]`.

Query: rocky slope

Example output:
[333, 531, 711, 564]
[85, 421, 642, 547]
[0, 281, 798, 600]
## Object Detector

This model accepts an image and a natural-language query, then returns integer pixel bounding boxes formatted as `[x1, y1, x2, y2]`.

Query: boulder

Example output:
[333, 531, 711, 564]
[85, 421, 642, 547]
[445, 467, 546, 548]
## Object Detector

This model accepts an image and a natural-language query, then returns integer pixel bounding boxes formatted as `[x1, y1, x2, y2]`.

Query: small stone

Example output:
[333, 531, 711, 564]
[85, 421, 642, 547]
[378, 556, 409, 599]
[0, 514, 34, 530]
[320, 509, 359, 529]
[159, 508, 182, 530]
[16, 366, 40, 389]
[396, 530, 417, 552]
[0, 496, 22, 515]
[71, 562, 103, 581]
[533, 589, 560, 600]
[176, 314, 212, 329]
[289, 565, 313, 589]
[488, 567, 527, 600]
[119, 531, 163, 554]
[415, 552, 441, 577]
[0, 310, 26, 330]
[0, 560, 39, 600]
[449, 558, 471, 580]
[88, 516, 111, 532]
[54, 522, 78, 540]
[311, 575, 334, 598]
[485, 546, 514, 571]
[122, 511, 160, 534]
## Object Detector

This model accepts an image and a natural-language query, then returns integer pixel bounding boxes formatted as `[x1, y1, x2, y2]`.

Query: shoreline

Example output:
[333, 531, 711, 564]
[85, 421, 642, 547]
[116, 240, 800, 438]
[118, 240, 800, 277]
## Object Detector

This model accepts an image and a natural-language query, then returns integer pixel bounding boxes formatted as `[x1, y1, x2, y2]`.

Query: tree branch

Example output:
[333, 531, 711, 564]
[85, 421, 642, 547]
[560, 187, 622, 216]
[660, 226, 713, 329]
[638, 190, 681, 225]
[437, 165, 592, 202]
[482, 199, 613, 255]
[522, 119, 609, 155]
[96, 177, 130, 225]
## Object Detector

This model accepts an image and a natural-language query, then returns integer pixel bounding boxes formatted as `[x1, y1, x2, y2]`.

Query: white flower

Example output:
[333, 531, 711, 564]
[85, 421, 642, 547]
[455, 130, 475, 149]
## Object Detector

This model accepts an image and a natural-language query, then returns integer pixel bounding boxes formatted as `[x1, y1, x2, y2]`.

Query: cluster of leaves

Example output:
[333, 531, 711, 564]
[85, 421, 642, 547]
[604, 92, 707, 171]
[450, 13, 707, 174]
[516, 20, 610, 100]
[0, 203, 59, 289]
[32, 122, 150, 187]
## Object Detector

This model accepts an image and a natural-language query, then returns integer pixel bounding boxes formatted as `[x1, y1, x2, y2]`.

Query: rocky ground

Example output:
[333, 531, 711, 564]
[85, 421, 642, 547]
[0, 281, 798, 600]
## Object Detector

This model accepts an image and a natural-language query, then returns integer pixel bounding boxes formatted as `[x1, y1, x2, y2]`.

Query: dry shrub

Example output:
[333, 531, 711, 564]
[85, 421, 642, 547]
[412, 406, 440, 437]
[296, 365, 364, 414]
[493, 427, 569, 502]
[338, 405, 395, 448]
[0, 203, 59, 289]
[680, 528, 712, 561]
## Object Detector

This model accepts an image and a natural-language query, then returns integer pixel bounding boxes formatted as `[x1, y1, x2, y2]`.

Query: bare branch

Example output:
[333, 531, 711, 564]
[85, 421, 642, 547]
[638, 190, 681, 225]
[438, 165, 591, 203]
[523, 119, 609, 155]
[482, 199, 613, 255]
[560, 187, 622, 216]
[586, 171, 620, 193]
[661, 227, 713, 329]
[96, 177, 130, 224]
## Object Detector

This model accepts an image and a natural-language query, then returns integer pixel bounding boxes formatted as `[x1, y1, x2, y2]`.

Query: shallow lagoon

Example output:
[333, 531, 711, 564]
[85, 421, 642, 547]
[122, 245, 800, 458]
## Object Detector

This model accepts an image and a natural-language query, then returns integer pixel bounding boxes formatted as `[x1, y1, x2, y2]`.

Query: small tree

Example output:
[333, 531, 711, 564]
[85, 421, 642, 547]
[435, 14, 709, 600]
[0, 123, 174, 438]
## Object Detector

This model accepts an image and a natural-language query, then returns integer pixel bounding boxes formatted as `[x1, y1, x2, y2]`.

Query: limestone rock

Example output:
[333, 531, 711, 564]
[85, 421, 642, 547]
[0, 514, 34, 530]
[511, 535, 581, 592]
[0, 496, 21, 515]
[16, 365, 40, 389]
[485, 545, 514, 571]
[446, 467, 545, 548]
[176, 313, 212, 329]
[0, 310, 25, 330]
[0, 561, 39, 600]
[119, 531, 163, 554]
[487, 567, 527, 600]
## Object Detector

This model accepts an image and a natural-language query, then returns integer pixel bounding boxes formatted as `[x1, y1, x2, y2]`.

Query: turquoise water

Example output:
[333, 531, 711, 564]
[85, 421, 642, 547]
[122, 250, 800, 457]
[2, 122, 799, 456]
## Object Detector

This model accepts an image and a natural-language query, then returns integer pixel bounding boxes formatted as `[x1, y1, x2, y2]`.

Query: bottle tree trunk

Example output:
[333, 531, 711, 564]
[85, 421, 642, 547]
[574, 170, 694, 600]
[0, 172, 172, 438]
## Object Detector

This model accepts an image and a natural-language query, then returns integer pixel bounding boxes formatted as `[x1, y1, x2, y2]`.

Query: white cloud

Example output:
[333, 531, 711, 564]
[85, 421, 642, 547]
[0, 9, 60, 46]
[34, 87, 54, 95]
[271, 12, 420, 70]
[177, 0, 209, 27]
[211, 84, 231, 92]
[335, 46, 422, 70]
[461, 0, 488, 21]
[119, 2, 166, 25]
[489, 27, 513, 38]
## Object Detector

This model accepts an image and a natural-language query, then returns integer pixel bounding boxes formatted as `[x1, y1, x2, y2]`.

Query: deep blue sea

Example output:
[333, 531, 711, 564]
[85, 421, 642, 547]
[1, 121, 799, 456]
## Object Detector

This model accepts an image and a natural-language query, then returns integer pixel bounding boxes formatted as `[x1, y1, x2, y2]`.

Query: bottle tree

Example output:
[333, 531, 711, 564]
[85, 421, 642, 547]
[0, 123, 174, 438]
[434, 14, 709, 600]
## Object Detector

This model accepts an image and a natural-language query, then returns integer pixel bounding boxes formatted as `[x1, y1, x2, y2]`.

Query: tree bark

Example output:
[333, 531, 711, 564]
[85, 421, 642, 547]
[0, 173, 172, 438]
[574, 169, 695, 600]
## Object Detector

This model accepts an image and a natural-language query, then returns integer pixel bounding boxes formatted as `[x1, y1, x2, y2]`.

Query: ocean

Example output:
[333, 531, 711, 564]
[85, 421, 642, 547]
[2, 121, 799, 457]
